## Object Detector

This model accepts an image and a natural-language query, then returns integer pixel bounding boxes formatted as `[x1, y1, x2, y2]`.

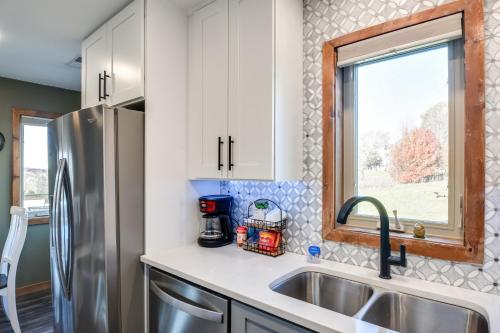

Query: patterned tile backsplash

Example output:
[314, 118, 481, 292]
[222, 0, 500, 295]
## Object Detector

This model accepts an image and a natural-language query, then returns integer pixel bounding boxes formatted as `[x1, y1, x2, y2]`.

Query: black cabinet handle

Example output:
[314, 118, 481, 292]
[103, 70, 110, 99]
[98, 71, 110, 101]
[218, 137, 224, 171]
[228, 136, 234, 171]
[98, 73, 104, 101]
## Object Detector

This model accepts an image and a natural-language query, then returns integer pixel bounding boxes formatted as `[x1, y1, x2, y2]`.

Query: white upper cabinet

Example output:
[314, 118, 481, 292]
[188, 0, 229, 179]
[188, 0, 303, 181]
[81, 0, 144, 108]
[81, 26, 108, 109]
[107, 0, 144, 106]
[228, 0, 274, 180]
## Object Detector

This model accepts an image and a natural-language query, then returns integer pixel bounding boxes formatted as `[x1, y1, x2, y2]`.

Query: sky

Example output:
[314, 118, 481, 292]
[23, 124, 48, 170]
[353, 45, 451, 221]
[356, 45, 449, 144]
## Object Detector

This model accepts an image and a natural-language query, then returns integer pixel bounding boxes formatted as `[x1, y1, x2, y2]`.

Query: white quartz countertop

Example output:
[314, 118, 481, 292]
[141, 245, 500, 333]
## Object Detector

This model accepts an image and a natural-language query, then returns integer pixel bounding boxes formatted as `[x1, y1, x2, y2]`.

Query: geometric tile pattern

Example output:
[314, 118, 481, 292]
[222, 0, 500, 295]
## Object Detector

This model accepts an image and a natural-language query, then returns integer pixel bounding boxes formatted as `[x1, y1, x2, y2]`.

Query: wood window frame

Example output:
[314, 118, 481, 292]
[12, 108, 60, 225]
[322, 0, 485, 264]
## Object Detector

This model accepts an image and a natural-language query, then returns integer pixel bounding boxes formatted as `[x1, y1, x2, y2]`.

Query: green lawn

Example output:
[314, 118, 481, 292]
[357, 170, 448, 222]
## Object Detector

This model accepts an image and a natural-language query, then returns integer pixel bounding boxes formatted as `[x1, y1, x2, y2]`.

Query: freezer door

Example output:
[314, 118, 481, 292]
[49, 114, 75, 333]
[65, 107, 109, 333]
[49, 106, 111, 333]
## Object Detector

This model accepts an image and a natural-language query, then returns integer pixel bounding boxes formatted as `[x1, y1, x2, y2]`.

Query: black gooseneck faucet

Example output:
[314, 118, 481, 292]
[336, 196, 407, 279]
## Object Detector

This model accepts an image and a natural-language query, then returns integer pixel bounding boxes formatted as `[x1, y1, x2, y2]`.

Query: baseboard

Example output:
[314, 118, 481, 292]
[16, 281, 51, 296]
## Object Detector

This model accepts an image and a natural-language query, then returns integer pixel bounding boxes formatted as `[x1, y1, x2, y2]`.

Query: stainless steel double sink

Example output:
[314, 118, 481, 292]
[271, 271, 489, 333]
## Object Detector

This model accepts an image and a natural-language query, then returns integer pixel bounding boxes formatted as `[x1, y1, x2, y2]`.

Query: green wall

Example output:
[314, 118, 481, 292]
[0, 77, 80, 288]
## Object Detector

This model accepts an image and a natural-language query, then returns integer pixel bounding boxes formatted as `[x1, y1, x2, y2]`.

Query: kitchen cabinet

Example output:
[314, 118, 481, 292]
[81, 26, 107, 109]
[188, 0, 303, 181]
[81, 0, 144, 108]
[188, 0, 229, 179]
[231, 301, 314, 333]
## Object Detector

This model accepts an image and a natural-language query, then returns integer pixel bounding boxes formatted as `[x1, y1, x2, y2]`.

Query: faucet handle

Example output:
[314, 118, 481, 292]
[393, 210, 402, 230]
[399, 244, 407, 267]
[388, 244, 407, 268]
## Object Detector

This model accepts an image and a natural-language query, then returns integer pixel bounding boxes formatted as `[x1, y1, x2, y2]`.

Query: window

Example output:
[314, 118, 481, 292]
[12, 109, 59, 225]
[341, 41, 464, 239]
[21, 117, 51, 218]
[322, 0, 485, 264]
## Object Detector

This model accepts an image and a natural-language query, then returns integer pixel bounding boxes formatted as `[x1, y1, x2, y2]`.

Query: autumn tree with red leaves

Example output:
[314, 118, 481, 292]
[389, 128, 441, 183]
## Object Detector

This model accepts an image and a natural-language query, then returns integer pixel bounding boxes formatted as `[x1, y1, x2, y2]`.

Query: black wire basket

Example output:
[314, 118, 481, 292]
[243, 218, 287, 232]
[242, 199, 287, 257]
[243, 240, 286, 257]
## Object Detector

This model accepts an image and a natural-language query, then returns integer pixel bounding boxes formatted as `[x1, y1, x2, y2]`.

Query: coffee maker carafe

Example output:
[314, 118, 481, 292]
[198, 195, 233, 247]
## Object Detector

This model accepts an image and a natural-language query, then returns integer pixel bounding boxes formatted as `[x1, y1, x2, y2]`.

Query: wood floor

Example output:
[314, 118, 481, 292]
[0, 289, 53, 333]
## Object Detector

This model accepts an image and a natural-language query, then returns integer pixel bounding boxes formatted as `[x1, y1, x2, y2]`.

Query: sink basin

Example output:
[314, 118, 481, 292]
[271, 271, 490, 332]
[359, 292, 489, 333]
[271, 271, 374, 316]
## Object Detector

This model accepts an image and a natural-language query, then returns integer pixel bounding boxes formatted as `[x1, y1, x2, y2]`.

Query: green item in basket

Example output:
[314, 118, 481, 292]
[255, 201, 269, 210]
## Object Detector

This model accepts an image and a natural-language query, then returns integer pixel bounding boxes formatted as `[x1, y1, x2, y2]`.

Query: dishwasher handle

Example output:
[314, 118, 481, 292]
[150, 280, 224, 324]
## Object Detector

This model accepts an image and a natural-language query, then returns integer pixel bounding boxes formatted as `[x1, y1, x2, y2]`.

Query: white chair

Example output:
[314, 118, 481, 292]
[0, 207, 28, 333]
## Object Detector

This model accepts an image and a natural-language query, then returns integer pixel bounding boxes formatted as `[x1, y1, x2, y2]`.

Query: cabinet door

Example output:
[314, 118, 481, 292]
[231, 301, 314, 333]
[228, 0, 275, 180]
[188, 0, 229, 179]
[107, 0, 144, 106]
[81, 26, 108, 108]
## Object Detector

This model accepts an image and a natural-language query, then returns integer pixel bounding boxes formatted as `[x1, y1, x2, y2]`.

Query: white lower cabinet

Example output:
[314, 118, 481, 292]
[231, 301, 314, 333]
[188, 0, 303, 181]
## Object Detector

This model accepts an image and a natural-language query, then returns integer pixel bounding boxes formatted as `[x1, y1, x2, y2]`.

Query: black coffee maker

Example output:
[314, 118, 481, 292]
[198, 195, 233, 247]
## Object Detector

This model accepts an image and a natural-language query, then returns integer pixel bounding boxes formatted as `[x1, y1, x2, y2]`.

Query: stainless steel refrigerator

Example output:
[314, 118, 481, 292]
[48, 105, 144, 333]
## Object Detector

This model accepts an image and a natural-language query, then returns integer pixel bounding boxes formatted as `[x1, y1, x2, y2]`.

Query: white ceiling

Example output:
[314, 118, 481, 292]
[170, 0, 210, 11]
[0, 0, 132, 91]
[0, 0, 210, 92]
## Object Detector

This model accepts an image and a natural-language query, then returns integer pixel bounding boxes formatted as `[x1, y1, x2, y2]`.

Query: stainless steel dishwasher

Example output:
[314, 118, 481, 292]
[149, 268, 229, 333]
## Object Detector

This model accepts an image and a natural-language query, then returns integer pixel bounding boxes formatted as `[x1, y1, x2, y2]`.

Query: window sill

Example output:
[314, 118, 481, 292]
[28, 217, 49, 225]
[346, 215, 462, 238]
[324, 225, 481, 264]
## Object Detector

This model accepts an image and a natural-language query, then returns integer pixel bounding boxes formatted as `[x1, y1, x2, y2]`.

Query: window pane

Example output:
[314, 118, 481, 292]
[22, 124, 49, 217]
[355, 46, 449, 223]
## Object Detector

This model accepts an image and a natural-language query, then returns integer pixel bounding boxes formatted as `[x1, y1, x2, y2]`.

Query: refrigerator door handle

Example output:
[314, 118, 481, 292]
[54, 158, 72, 300]
[51, 159, 64, 245]
[53, 159, 66, 298]
[61, 161, 74, 299]
[150, 280, 224, 324]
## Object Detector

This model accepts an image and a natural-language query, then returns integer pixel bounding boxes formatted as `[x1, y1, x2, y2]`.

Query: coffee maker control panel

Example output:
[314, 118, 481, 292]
[199, 199, 216, 213]
[199, 195, 232, 215]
